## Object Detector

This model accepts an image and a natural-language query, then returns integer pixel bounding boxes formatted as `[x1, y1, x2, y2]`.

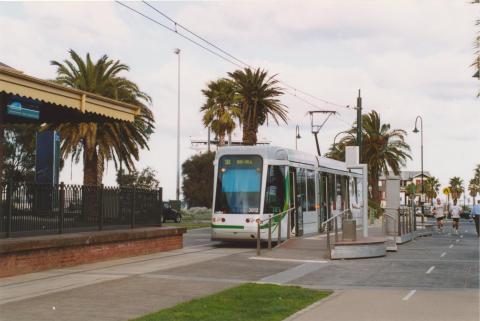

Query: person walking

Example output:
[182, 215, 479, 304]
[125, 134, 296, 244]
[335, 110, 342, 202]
[433, 198, 446, 233]
[449, 199, 461, 235]
[472, 200, 480, 237]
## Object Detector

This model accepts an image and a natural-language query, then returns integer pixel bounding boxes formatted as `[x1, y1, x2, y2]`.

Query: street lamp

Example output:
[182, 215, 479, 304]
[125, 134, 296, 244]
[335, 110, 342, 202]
[333, 131, 356, 151]
[413, 115, 424, 229]
[174, 48, 181, 201]
[295, 125, 301, 150]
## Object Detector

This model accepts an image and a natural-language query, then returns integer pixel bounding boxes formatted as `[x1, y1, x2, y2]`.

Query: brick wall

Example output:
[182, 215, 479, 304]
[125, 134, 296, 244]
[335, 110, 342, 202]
[0, 227, 185, 278]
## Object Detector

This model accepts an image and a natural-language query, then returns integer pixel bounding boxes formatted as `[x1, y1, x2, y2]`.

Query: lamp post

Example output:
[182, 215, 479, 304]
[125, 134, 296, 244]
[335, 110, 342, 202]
[333, 131, 356, 151]
[413, 116, 424, 229]
[295, 125, 301, 150]
[174, 48, 181, 201]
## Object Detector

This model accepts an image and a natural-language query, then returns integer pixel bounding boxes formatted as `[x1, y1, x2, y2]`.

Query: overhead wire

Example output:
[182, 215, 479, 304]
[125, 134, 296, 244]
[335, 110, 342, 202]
[118, 1, 355, 112]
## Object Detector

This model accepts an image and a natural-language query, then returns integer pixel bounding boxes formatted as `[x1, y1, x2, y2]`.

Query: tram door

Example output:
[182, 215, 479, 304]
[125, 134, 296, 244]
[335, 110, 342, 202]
[319, 173, 329, 232]
[289, 167, 303, 236]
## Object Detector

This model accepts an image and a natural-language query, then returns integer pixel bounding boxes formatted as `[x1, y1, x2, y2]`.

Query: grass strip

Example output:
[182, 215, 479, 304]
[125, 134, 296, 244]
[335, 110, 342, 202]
[131, 283, 331, 321]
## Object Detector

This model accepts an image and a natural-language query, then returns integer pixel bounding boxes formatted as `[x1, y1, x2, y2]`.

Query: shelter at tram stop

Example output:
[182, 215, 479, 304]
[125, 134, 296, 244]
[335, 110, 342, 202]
[0, 62, 140, 182]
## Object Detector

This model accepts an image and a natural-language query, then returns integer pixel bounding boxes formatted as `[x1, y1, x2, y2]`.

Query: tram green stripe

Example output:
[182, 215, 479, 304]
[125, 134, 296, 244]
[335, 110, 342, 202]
[211, 224, 244, 229]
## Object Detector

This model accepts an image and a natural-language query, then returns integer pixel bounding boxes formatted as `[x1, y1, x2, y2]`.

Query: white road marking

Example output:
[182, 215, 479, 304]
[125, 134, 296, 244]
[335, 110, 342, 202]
[402, 290, 416, 301]
[449, 244, 454, 248]
[456, 239, 460, 242]
[460, 235, 463, 238]
[426, 266, 435, 274]
[440, 252, 446, 257]
[249, 257, 328, 264]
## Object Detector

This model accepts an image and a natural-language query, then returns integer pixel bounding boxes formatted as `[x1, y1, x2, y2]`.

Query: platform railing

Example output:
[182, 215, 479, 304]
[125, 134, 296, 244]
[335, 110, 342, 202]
[256, 207, 295, 256]
[382, 211, 398, 244]
[321, 208, 352, 259]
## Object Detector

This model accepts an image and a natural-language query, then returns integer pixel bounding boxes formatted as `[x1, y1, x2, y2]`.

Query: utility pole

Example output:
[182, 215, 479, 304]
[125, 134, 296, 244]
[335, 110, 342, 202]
[356, 89, 362, 163]
[174, 48, 181, 202]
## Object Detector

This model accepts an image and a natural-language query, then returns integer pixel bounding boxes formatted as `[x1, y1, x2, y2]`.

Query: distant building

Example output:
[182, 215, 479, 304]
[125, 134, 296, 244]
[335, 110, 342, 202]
[378, 171, 431, 207]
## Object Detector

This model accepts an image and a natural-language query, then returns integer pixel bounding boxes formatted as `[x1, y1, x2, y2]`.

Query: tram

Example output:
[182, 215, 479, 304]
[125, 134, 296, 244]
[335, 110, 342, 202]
[211, 145, 365, 241]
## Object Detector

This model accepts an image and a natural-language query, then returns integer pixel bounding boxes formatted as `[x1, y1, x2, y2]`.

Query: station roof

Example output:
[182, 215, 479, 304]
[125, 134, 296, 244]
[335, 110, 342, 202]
[0, 64, 140, 122]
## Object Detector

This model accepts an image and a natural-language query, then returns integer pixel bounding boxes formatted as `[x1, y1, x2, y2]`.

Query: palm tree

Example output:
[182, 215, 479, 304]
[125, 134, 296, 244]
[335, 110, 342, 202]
[228, 68, 287, 145]
[405, 183, 419, 206]
[469, 178, 480, 205]
[425, 176, 441, 203]
[326, 110, 411, 205]
[46, 50, 154, 185]
[449, 176, 464, 201]
[200, 78, 241, 146]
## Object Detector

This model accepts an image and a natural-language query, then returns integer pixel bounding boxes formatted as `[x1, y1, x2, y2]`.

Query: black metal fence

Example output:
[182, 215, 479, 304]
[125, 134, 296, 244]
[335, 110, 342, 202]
[0, 181, 163, 238]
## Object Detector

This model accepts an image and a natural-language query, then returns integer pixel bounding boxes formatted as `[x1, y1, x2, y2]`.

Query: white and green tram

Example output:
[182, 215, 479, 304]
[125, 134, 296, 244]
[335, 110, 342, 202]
[211, 146, 364, 241]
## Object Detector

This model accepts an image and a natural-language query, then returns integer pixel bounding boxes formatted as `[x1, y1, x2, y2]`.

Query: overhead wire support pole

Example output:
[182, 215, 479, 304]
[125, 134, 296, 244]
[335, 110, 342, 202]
[356, 90, 362, 163]
[308, 110, 337, 156]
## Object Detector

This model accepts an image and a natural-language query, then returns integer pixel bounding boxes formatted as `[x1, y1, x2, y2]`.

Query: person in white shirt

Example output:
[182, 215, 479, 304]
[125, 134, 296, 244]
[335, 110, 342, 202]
[449, 199, 461, 234]
[433, 198, 445, 232]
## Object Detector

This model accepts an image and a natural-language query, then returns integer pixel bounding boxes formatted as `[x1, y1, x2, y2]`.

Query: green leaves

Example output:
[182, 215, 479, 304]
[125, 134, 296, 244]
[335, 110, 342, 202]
[46, 50, 154, 185]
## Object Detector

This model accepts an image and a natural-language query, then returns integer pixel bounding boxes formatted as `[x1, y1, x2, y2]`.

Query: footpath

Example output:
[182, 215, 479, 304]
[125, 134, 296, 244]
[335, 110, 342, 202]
[0, 221, 478, 321]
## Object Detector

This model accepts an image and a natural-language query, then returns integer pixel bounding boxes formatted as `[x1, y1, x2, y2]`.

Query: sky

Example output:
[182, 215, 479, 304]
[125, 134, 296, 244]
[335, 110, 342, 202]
[1, 1, 479, 202]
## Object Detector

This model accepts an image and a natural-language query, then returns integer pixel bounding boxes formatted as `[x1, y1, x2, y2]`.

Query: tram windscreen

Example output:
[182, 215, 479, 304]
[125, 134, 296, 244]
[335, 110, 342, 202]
[214, 155, 262, 214]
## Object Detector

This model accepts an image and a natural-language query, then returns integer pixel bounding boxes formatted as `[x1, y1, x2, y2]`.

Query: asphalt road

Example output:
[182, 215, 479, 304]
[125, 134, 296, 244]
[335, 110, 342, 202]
[0, 219, 478, 321]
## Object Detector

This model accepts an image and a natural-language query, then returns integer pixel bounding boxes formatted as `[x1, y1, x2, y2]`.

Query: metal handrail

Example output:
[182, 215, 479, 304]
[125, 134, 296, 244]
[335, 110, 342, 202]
[321, 208, 351, 227]
[382, 211, 398, 246]
[322, 208, 353, 259]
[256, 207, 295, 256]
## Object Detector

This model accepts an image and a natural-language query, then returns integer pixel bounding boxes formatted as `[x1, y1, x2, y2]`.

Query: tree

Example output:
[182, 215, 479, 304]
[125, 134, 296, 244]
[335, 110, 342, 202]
[469, 178, 479, 204]
[200, 78, 241, 146]
[405, 183, 420, 205]
[425, 176, 441, 203]
[326, 110, 411, 205]
[116, 166, 160, 189]
[449, 176, 464, 201]
[228, 68, 287, 145]
[182, 152, 215, 208]
[46, 50, 154, 185]
[2, 125, 38, 182]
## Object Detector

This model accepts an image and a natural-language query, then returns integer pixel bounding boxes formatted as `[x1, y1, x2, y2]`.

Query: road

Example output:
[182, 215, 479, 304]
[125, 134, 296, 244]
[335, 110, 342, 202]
[0, 219, 478, 321]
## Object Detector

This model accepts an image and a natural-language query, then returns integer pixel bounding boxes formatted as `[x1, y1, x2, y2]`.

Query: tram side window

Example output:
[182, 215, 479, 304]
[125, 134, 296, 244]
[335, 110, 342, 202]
[296, 168, 307, 210]
[306, 170, 316, 211]
[264, 166, 286, 214]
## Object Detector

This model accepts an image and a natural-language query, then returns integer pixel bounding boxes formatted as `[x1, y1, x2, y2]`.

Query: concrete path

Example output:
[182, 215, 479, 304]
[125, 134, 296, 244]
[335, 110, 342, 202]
[286, 289, 479, 321]
[0, 220, 478, 321]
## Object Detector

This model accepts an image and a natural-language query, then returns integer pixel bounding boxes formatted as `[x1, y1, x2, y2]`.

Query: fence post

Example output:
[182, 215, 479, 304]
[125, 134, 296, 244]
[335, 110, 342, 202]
[6, 179, 13, 237]
[131, 187, 136, 229]
[59, 182, 65, 234]
[98, 185, 104, 231]
[334, 216, 338, 242]
[158, 188, 163, 226]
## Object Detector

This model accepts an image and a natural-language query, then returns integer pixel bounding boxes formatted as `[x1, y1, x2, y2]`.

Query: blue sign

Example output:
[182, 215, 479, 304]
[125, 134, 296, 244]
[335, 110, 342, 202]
[35, 131, 60, 185]
[6, 101, 40, 120]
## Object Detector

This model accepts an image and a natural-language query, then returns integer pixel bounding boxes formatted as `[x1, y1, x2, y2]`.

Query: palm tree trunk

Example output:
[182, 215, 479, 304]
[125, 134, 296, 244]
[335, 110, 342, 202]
[242, 120, 257, 145]
[218, 133, 226, 147]
[83, 148, 103, 186]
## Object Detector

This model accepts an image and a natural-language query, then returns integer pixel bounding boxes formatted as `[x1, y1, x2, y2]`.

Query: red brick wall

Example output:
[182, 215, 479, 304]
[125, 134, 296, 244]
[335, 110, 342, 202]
[0, 234, 182, 278]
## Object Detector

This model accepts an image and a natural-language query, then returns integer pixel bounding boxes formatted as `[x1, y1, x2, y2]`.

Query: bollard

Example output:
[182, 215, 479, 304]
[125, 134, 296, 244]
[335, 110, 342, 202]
[334, 217, 338, 242]
[268, 219, 272, 250]
[325, 223, 331, 259]
[287, 210, 291, 239]
[277, 215, 282, 244]
[256, 220, 261, 256]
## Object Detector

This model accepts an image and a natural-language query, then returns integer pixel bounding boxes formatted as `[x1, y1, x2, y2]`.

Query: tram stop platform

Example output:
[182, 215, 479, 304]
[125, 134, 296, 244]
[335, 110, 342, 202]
[258, 225, 388, 260]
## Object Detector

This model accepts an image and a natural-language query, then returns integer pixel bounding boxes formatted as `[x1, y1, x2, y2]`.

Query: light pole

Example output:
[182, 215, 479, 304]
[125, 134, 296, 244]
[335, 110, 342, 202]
[413, 116, 424, 229]
[174, 48, 181, 201]
[295, 125, 301, 150]
[333, 131, 356, 151]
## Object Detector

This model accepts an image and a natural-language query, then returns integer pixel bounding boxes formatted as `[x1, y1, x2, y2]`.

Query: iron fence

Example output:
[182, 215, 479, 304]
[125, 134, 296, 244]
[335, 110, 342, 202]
[0, 181, 163, 238]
